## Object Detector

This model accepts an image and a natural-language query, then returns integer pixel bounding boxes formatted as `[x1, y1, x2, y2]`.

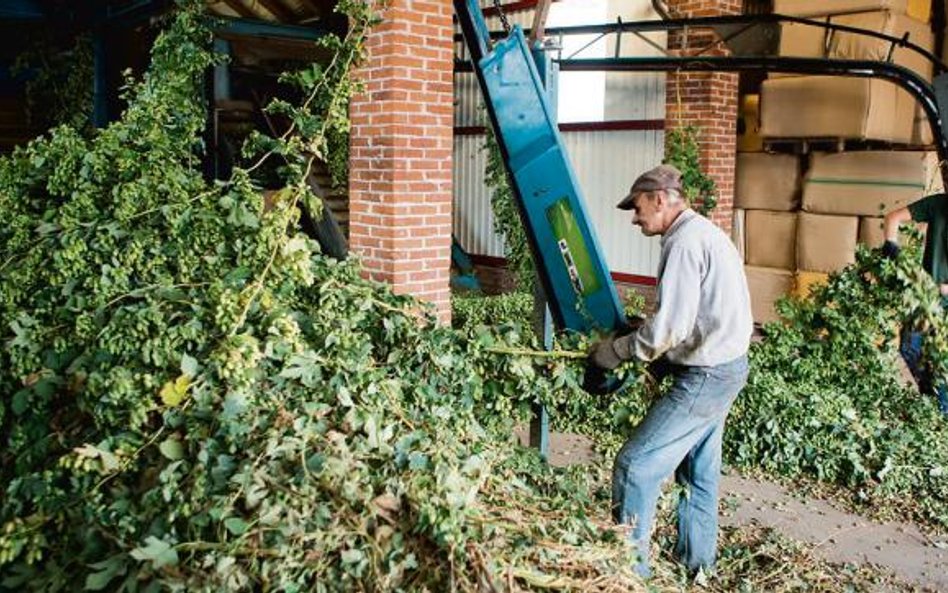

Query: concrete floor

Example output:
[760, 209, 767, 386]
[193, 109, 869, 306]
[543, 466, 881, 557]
[515, 428, 948, 591]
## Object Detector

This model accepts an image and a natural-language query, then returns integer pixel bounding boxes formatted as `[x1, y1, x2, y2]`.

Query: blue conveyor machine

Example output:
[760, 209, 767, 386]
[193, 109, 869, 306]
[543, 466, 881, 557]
[454, 0, 627, 335]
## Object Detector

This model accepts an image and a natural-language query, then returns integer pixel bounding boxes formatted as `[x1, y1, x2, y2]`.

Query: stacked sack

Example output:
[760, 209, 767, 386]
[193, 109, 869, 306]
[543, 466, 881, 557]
[734, 152, 799, 324]
[761, 0, 934, 144]
[734, 0, 942, 324]
[735, 150, 942, 323]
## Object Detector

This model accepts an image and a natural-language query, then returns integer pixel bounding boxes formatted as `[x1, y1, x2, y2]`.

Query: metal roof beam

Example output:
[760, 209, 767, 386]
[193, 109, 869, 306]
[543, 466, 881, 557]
[295, 0, 331, 18]
[220, 0, 257, 19]
[212, 15, 330, 41]
[0, 0, 46, 20]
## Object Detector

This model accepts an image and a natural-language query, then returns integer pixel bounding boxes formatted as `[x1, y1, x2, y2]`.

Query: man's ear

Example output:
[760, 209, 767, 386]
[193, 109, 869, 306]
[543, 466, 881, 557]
[653, 189, 667, 209]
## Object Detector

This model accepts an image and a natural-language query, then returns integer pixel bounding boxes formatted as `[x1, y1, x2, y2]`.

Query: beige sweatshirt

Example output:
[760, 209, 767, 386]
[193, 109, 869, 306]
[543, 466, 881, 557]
[618, 209, 753, 366]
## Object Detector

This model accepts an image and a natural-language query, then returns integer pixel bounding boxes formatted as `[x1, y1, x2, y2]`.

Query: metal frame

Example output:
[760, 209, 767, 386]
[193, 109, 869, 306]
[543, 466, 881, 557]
[455, 13, 948, 187]
[455, 0, 628, 335]
[560, 56, 947, 174]
[467, 13, 945, 70]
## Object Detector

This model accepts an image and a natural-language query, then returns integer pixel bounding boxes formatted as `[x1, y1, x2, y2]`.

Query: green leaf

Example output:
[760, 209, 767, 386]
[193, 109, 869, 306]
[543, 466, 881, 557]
[130, 536, 178, 569]
[85, 555, 126, 590]
[224, 517, 249, 536]
[341, 548, 364, 565]
[158, 438, 184, 461]
[180, 353, 198, 377]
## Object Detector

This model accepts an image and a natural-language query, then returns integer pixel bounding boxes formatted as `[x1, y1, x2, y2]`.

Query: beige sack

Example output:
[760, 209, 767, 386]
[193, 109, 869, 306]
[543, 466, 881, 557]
[797, 212, 859, 272]
[745, 210, 798, 269]
[736, 152, 801, 211]
[745, 266, 795, 324]
[773, 0, 908, 17]
[802, 151, 927, 216]
[761, 76, 913, 143]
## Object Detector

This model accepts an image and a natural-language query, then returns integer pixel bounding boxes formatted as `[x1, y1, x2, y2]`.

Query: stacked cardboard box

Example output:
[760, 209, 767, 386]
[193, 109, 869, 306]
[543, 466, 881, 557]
[736, 152, 802, 322]
[774, 0, 931, 21]
[797, 151, 931, 274]
[745, 266, 795, 323]
[761, 2, 934, 143]
[735, 150, 937, 322]
[737, 1, 940, 322]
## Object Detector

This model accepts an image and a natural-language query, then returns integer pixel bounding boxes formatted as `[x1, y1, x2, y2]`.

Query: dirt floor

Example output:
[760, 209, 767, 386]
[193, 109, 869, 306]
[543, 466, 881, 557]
[514, 428, 948, 591]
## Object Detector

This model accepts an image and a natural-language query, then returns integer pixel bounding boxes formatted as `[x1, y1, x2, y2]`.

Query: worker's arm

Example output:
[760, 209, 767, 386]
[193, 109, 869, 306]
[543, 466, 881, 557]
[589, 245, 701, 369]
[623, 245, 702, 362]
[883, 206, 913, 244]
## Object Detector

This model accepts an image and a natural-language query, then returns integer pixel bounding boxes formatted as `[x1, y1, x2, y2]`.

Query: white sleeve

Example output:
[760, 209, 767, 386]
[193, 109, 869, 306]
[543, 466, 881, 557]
[630, 245, 702, 362]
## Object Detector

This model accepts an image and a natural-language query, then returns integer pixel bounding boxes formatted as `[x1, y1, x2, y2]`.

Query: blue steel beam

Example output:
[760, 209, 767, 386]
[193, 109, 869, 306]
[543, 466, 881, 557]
[0, 0, 45, 20]
[211, 16, 330, 41]
[454, 0, 626, 334]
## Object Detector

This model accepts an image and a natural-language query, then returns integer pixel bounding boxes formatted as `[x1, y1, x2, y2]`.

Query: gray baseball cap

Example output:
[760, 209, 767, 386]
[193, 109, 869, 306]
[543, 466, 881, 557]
[617, 164, 683, 210]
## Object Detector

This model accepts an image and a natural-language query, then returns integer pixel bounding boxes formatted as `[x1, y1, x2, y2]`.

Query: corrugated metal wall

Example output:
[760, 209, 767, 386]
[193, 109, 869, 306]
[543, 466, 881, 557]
[453, 0, 667, 278]
[454, 129, 666, 276]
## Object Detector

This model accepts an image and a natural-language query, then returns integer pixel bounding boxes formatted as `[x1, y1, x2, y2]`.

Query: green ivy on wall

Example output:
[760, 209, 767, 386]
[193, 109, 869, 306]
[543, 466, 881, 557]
[664, 124, 718, 216]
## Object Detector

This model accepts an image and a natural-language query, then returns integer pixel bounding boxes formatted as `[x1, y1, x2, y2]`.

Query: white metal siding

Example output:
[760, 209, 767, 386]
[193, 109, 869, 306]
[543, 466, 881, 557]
[453, 130, 665, 276]
[453, 0, 667, 278]
[454, 73, 483, 128]
[563, 130, 664, 276]
[453, 135, 505, 258]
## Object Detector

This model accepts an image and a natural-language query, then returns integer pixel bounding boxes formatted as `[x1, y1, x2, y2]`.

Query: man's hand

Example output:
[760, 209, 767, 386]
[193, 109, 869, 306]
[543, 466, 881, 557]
[590, 337, 622, 370]
[589, 334, 634, 371]
[880, 240, 900, 260]
[584, 333, 637, 394]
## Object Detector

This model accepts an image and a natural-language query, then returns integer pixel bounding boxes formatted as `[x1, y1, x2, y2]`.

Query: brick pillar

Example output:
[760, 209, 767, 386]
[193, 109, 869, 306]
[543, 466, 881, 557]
[348, 0, 454, 323]
[665, 0, 740, 234]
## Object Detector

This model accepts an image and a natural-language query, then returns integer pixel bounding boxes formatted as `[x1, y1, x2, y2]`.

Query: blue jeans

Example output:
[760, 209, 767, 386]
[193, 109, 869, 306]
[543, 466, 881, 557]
[900, 330, 948, 415]
[612, 355, 749, 577]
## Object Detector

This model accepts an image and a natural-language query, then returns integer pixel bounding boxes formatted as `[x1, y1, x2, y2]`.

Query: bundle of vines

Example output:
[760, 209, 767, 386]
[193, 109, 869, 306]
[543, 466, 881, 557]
[3, 1, 948, 591]
[0, 3, 649, 590]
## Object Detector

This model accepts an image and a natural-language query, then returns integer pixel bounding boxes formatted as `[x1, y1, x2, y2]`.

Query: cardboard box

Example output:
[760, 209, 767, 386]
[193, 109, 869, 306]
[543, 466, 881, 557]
[774, 0, 909, 17]
[777, 11, 933, 80]
[736, 152, 801, 211]
[745, 210, 798, 269]
[737, 94, 764, 152]
[924, 150, 945, 194]
[913, 105, 934, 146]
[859, 216, 924, 246]
[859, 216, 886, 247]
[830, 12, 933, 79]
[794, 270, 831, 299]
[908, 0, 932, 22]
[745, 266, 795, 324]
[802, 151, 927, 216]
[760, 76, 913, 143]
[797, 212, 859, 272]
[773, 10, 933, 101]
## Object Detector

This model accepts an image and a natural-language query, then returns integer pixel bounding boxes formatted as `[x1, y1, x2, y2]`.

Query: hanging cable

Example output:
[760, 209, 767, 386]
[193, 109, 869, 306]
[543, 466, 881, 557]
[492, 0, 511, 35]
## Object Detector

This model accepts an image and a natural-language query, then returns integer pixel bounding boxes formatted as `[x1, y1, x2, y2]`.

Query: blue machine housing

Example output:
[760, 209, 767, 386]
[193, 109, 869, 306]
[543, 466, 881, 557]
[457, 0, 627, 334]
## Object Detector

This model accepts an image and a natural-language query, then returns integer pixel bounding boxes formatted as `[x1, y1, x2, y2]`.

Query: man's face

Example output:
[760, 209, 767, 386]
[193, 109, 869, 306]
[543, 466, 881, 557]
[630, 190, 664, 236]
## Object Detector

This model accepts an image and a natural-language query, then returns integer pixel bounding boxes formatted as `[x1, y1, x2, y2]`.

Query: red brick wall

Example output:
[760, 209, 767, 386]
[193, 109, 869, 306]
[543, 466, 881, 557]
[665, 0, 741, 234]
[348, 0, 455, 323]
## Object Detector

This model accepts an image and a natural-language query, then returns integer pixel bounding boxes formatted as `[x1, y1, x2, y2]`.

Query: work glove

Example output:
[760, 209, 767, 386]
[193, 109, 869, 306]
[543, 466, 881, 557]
[880, 240, 901, 260]
[588, 333, 634, 371]
[582, 321, 642, 394]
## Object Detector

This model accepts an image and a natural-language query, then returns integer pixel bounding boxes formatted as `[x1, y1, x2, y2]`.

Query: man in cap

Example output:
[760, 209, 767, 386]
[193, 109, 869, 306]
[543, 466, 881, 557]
[588, 164, 753, 577]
